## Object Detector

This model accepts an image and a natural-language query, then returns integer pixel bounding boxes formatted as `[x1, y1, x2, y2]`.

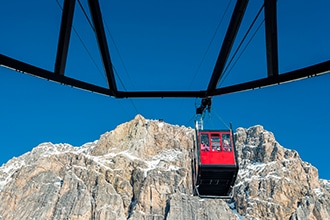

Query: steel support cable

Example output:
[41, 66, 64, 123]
[62, 0, 139, 114]
[75, 0, 139, 115]
[188, 0, 233, 90]
[72, 27, 105, 79]
[104, 22, 136, 90]
[78, 0, 131, 91]
[77, 0, 95, 32]
[113, 66, 139, 114]
[77, 0, 135, 90]
[77, 0, 118, 86]
[76, 0, 130, 94]
[212, 108, 231, 130]
[173, 99, 206, 141]
[55, 0, 105, 81]
[94, 3, 140, 115]
[104, 24, 139, 114]
[219, 19, 265, 87]
[206, 111, 215, 130]
[193, 4, 264, 132]
[194, 98, 230, 130]
[102, 16, 140, 116]
[219, 3, 264, 87]
[55, 0, 140, 115]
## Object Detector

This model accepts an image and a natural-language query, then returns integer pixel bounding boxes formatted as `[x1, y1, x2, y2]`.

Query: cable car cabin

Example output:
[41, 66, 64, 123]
[192, 130, 238, 198]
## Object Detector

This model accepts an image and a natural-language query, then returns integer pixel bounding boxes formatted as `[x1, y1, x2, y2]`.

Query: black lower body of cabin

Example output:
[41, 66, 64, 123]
[194, 164, 238, 198]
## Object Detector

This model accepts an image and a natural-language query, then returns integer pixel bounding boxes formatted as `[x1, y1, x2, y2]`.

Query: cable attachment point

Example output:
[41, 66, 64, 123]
[196, 97, 212, 115]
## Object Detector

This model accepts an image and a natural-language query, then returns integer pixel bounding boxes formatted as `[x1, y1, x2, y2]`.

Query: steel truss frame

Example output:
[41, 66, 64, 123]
[1, 0, 329, 98]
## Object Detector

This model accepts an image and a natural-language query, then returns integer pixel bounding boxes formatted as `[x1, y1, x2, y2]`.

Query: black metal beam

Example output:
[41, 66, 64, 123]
[54, 0, 76, 76]
[1, 54, 329, 98]
[209, 60, 330, 96]
[207, 0, 249, 93]
[88, 0, 117, 95]
[116, 91, 206, 98]
[0, 54, 204, 98]
[0, 54, 112, 96]
[117, 61, 330, 97]
[264, 0, 279, 77]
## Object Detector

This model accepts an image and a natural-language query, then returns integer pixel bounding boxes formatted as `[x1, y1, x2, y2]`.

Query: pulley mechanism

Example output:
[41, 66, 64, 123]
[196, 97, 212, 115]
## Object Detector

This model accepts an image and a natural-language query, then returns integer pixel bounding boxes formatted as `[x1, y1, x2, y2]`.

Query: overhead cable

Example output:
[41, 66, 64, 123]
[219, 4, 264, 86]
[188, 0, 233, 90]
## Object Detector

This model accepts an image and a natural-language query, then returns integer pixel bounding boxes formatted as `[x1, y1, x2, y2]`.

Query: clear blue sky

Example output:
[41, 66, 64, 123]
[1, 0, 330, 179]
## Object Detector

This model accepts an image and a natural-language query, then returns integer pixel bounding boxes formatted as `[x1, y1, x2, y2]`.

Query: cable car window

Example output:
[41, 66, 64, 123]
[200, 134, 210, 151]
[211, 134, 221, 152]
[222, 134, 232, 152]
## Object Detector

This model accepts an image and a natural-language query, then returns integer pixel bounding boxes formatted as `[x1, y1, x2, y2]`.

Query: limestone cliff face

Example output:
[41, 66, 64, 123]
[0, 115, 329, 220]
[234, 126, 330, 219]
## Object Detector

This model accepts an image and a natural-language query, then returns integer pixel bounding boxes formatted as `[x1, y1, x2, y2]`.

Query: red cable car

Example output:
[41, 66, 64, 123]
[192, 98, 238, 198]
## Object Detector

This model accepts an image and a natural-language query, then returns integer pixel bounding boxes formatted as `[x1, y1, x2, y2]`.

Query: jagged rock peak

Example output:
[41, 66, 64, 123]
[233, 125, 330, 219]
[91, 114, 194, 159]
[235, 125, 300, 164]
[0, 115, 329, 220]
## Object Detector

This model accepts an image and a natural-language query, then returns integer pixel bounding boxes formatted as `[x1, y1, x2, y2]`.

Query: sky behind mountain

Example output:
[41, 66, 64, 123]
[1, 0, 330, 178]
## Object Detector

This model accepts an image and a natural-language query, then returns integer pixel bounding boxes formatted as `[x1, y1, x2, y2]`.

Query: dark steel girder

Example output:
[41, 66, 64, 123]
[88, 0, 118, 96]
[117, 60, 330, 98]
[116, 91, 206, 98]
[0, 54, 112, 96]
[0, 54, 205, 98]
[209, 60, 330, 96]
[207, 0, 249, 93]
[54, 0, 76, 76]
[1, 54, 329, 98]
[264, 0, 279, 77]
[1, 1, 330, 99]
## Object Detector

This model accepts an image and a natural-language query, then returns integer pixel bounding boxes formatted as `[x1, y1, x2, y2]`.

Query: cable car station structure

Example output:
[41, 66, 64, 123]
[1, 0, 329, 98]
[1, 0, 330, 198]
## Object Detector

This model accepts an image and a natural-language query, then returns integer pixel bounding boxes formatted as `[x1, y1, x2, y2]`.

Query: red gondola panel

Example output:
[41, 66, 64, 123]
[199, 131, 236, 165]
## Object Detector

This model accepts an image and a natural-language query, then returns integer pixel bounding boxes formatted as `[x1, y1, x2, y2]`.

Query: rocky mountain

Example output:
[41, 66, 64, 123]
[0, 115, 329, 220]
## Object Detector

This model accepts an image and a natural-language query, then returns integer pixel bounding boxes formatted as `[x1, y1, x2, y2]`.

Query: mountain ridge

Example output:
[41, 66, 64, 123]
[0, 114, 329, 219]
